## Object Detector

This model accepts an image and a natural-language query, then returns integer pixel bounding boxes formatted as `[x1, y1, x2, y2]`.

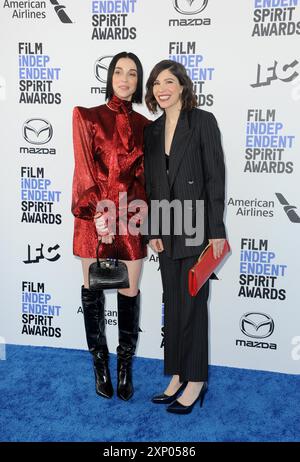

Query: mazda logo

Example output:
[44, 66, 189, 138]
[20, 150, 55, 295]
[23, 119, 53, 145]
[240, 312, 274, 339]
[173, 0, 208, 15]
[95, 56, 114, 84]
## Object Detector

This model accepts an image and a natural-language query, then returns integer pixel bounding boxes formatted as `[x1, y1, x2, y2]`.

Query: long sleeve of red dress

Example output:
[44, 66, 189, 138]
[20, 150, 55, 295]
[72, 106, 105, 220]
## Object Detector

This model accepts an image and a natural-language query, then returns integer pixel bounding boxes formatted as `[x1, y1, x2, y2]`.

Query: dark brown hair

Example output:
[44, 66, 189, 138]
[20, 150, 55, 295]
[145, 60, 197, 113]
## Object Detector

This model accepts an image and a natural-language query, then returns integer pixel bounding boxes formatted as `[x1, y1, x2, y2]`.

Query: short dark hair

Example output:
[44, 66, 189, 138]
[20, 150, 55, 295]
[145, 60, 197, 113]
[106, 51, 143, 104]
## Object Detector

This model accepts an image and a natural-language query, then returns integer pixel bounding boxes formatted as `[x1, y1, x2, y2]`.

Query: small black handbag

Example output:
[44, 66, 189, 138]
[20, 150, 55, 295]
[89, 240, 130, 291]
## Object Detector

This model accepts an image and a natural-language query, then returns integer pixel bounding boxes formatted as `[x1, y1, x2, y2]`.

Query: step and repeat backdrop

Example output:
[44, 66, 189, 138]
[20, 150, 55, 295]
[0, 0, 299, 373]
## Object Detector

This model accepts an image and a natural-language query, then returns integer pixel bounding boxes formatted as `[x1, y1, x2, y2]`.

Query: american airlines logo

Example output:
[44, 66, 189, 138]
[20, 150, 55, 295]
[275, 193, 300, 223]
[50, 0, 72, 23]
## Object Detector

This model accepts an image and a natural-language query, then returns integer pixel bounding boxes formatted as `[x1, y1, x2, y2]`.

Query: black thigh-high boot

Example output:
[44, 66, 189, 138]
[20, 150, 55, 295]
[81, 286, 113, 399]
[116, 290, 140, 401]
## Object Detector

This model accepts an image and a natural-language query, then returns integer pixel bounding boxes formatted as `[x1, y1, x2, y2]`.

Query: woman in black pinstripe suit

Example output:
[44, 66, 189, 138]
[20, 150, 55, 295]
[143, 60, 227, 414]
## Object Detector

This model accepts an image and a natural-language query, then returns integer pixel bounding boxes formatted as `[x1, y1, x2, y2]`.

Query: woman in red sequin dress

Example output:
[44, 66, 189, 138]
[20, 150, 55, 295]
[72, 52, 149, 401]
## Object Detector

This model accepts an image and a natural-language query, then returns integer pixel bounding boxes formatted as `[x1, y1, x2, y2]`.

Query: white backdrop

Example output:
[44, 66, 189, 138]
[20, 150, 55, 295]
[1, 0, 300, 374]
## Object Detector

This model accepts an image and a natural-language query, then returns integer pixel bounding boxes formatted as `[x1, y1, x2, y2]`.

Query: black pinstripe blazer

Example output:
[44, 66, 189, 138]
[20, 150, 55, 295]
[143, 108, 226, 259]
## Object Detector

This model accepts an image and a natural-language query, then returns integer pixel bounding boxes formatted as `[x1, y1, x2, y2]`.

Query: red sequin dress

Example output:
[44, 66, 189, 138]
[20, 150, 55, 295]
[72, 95, 149, 260]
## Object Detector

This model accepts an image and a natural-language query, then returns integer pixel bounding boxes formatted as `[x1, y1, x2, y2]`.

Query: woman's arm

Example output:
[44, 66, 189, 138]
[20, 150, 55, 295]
[71, 106, 102, 220]
[200, 111, 226, 240]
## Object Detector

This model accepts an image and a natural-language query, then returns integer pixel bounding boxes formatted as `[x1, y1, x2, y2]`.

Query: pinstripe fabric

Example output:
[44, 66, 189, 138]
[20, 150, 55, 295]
[144, 107, 226, 381]
[159, 251, 209, 382]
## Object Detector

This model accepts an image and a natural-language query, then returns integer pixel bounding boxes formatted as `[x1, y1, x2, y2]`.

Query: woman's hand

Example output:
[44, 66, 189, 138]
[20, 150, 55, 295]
[209, 238, 225, 259]
[100, 234, 115, 244]
[149, 239, 164, 253]
[94, 213, 115, 244]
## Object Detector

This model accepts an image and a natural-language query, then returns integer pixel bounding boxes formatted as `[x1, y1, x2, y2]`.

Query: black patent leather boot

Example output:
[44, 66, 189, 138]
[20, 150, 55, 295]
[81, 286, 113, 399]
[92, 347, 113, 399]
[117, 291, 140, 401]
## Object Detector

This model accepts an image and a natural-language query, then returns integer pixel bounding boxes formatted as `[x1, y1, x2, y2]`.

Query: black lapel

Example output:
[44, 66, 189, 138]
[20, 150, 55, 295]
[150, 113, 170, 196]
[168, 110, 193, 189]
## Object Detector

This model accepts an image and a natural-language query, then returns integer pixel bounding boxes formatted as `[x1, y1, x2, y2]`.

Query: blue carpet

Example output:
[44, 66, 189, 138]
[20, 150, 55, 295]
[0, 345, 299, 442]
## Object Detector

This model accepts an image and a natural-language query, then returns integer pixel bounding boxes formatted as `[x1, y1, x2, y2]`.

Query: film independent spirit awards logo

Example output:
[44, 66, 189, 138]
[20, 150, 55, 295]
[23, 119, 53, 145]
[173, 0, 208, 15]
[240, 312, 274, 339]
[94, 56, 114, 84]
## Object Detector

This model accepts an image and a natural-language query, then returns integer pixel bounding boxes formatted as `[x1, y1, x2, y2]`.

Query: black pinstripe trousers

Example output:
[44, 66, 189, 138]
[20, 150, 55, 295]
[159, 250, 210, 382]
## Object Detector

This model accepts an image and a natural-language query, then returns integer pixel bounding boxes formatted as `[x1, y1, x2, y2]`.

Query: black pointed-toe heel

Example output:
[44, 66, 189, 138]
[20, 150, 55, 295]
[166, 382, 208, 414]
[151, 381, 188, 404]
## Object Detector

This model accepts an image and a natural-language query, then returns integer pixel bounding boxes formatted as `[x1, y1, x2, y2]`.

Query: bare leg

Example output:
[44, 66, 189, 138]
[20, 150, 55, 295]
[118, 258, 143, 296]
[81, 258, 97, 288]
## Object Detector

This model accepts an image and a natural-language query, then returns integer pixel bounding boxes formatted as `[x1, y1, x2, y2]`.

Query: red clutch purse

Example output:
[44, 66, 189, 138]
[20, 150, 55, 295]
[188, 240, 230, 297]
